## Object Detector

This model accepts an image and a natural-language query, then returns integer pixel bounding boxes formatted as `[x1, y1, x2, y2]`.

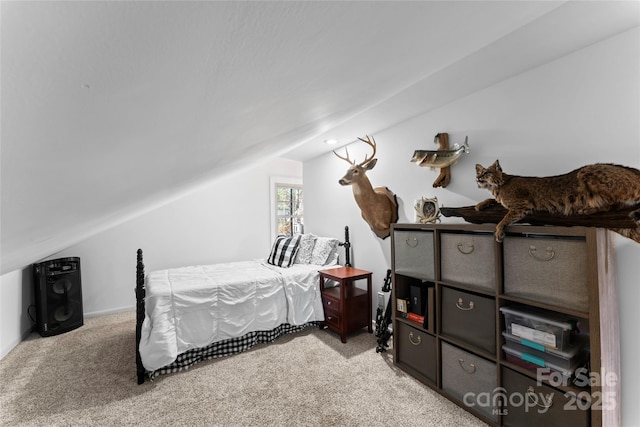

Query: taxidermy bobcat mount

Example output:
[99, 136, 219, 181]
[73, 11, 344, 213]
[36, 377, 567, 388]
[475, 160, 640, 243]
[334, 135, 398, 239]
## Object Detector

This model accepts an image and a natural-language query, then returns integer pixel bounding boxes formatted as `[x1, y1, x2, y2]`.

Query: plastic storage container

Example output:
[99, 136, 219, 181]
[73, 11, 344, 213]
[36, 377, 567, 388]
[500, 306, 577, 351]
[502, 332, 587, 371]
[502, 345, 580, 381]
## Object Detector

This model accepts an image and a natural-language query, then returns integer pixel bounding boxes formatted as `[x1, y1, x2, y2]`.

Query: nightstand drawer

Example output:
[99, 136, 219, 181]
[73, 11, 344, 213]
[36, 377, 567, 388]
[442, 342, 497, 422]
[504, 235, 588, 312]
[502, 367, 590, 427]
[323, 311, 340, 329]
[321, 292, 341, 313]
[440, 232, 496, 291]
[393, 230, 435, 280]
[441, 286, 496, 355]
[396, 322, 437, 383]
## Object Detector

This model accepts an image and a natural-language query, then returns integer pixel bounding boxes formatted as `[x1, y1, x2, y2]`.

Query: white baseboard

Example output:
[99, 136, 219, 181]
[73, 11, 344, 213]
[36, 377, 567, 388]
[84, 305, 135, 318]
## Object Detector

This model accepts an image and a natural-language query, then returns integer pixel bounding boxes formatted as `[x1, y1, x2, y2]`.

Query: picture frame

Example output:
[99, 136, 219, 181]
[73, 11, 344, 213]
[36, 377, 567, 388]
[396, 298, 409, 314]
[414, 197, 441, 224]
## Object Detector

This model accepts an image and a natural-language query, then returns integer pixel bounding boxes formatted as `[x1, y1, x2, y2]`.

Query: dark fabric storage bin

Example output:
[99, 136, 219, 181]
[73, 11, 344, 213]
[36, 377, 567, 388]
[396, 322, 437, 383]
[501, 367, 590, 427]
[441, 286, 496, 355]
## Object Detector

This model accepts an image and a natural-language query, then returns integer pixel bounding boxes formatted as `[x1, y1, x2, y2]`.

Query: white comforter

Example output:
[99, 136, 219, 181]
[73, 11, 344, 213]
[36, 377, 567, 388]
[139, 260, 327, 371]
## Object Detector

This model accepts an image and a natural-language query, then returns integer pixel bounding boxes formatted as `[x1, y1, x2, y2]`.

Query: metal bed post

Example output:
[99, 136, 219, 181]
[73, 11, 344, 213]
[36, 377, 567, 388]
[135, 249, 145, 384]
[340, 226, 352, 267]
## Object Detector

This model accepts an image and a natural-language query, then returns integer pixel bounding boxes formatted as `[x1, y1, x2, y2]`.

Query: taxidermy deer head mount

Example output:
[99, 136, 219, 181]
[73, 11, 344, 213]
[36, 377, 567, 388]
[334, 135, 398, 239]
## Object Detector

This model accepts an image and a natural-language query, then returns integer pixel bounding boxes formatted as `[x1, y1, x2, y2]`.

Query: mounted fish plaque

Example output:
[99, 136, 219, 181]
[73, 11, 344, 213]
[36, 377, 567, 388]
[410, 133, 469, 188]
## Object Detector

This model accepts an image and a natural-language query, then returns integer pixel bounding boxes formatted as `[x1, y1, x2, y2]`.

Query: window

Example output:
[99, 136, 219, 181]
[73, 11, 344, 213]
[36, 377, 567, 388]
[270, 176, 303, 240]
[275, 184, 304, 236]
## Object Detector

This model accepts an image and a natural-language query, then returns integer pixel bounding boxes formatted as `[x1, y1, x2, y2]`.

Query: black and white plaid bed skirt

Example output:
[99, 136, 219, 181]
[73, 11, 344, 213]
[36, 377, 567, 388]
[148, 322, 319, 380]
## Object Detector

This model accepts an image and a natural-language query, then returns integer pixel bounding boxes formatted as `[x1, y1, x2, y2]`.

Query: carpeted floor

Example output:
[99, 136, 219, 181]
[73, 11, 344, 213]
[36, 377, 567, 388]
[0, 311, 487, 426]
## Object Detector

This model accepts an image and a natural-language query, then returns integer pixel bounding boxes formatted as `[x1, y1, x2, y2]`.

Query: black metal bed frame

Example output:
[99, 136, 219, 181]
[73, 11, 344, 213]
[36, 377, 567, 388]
[135, 226, 352, 384]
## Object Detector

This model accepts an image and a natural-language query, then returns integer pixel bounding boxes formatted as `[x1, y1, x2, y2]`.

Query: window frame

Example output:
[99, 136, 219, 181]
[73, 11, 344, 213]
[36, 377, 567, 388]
[270, 176, 303, 241]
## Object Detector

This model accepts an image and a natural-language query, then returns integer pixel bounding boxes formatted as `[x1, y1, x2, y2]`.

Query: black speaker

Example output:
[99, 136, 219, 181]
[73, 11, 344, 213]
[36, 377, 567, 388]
[33, 257, 83, 336]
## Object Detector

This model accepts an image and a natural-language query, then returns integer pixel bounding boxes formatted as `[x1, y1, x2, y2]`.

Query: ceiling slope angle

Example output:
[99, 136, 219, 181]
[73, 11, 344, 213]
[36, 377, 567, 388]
[1, 1, 639, 275]
[284, 0, 640, 160]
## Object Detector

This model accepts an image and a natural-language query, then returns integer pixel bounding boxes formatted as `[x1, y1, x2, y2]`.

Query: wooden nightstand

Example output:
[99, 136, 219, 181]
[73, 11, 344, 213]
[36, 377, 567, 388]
[318, 266, 372, 343]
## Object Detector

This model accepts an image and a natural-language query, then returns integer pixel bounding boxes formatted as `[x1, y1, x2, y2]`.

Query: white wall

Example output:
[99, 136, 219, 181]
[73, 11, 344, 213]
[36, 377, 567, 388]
[0, 157, 302, 357]
[305, 27, 640, 423]
[0, 269, 33, 359]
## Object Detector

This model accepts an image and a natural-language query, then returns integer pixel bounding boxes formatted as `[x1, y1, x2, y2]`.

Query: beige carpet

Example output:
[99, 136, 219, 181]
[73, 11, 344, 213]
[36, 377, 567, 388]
[0, 311, 487, 426]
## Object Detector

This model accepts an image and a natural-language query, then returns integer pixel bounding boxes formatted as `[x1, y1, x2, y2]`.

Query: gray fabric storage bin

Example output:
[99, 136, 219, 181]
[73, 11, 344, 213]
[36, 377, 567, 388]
[396, 322, 437, 383]
[503, 235, 588, 312]
[442, 342, 497, 422]
[393, 230, 435, 280]
[441, 287, 496, 355]
[440, 232, 496, 291]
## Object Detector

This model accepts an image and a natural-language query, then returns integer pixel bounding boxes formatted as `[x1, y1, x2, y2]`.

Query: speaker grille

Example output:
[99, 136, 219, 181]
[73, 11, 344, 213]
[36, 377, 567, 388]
[33, 257, 84, 337]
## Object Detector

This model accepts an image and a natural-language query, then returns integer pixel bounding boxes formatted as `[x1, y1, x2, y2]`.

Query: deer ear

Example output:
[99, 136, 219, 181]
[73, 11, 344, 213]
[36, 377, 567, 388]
[363, 158, 378, 170]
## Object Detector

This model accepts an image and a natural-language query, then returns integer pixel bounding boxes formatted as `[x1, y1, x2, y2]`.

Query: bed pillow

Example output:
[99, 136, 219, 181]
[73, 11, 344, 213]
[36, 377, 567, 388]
[309, 237, 340, 265]
[325, 250, 339, 266]
[268, 234, 302, 268]
[294, 234, 317, 264]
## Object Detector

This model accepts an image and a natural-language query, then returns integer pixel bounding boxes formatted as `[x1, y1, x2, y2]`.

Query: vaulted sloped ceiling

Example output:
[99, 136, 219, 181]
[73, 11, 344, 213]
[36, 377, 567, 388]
[1, 1, 638, 274]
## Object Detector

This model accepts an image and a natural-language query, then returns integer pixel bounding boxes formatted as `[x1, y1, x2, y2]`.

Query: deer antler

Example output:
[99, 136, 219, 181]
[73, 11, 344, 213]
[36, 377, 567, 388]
[334, 135, 377, 166]
[333, 147, 355, 165]
[356, 135, 377, 166]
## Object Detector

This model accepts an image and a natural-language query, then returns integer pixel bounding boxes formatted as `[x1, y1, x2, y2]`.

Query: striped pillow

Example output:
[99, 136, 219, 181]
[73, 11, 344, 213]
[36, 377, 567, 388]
[267, 234, 302, 268]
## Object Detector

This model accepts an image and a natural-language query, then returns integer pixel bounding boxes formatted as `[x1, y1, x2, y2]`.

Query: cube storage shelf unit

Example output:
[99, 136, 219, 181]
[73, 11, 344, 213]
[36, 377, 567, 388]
[391, 223, 620, 427]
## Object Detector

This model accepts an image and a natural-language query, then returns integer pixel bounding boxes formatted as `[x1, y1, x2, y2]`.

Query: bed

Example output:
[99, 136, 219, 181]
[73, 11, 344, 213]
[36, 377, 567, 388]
[135, 227, 352, 384]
